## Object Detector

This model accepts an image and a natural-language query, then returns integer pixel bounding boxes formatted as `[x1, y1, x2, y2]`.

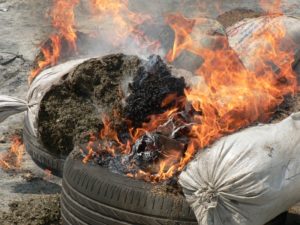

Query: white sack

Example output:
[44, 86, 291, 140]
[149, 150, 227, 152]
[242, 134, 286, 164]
[178, 15, 300, 225]
[0, 58, 87, 156]
[227, 15, 300, 71]
[179, 112, 300, 225]
[0, 95, 28, 123]
[25, 58, 87, 137]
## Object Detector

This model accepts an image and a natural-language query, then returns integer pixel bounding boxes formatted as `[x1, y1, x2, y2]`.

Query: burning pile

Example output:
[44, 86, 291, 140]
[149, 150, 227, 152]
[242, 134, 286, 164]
[38, 54, 187, 163]
[38, 46, 297, 184]
[31, 0, 299, 184]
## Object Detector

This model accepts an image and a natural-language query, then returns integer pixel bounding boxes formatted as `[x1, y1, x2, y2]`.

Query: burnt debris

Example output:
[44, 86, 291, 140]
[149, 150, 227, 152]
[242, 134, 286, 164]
[124, 55, 186, 127]
[81, 132, 187, 177]
[38, 54, 188, 156]
[39, 53, 192, 187]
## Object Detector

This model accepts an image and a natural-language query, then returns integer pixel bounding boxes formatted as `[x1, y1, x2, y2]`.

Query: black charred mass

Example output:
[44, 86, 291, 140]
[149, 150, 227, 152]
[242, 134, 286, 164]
[124, 55, 186, 127]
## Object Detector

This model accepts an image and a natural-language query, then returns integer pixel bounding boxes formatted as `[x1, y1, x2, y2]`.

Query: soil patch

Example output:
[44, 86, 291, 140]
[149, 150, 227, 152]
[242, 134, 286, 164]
[0, 195, 61, 225]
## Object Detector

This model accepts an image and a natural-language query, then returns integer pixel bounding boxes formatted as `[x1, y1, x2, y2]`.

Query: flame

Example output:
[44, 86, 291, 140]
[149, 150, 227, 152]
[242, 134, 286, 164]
[50, 0, 79, 49]
[0, 136, 24, 170]
[31, 0, 298, 183]
[164, 11, 296, 175]
[83, 6, 297, 182]
[30, 35, 61, 81]
[29, 0, 79, 82]
[260, 0, 282, 14]
[29, 0, 160, 82]
[82, 133, 97, 164]
[89, 0, 160, 53]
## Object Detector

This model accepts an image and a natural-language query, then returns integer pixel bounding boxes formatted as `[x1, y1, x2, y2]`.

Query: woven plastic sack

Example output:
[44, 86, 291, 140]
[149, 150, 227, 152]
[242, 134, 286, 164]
[0, 96, 29, 123]
[24, 58, 87, 137]
[227, 15, 300, 72]
[179, 112, 300, 225]
[178, 15, 300, 225]
[1, 58, 87, 135]
[0, 58, 87, 174]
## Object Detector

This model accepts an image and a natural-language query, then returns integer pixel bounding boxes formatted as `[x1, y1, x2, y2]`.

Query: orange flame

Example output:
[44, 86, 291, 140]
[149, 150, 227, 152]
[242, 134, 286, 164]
[31, 0, 298, 182]
[89, 0, 160, 52]
[29, 0, 79, 82]
[0, 136, 24, 170]
[84, 9, 297, 182]
[164, 11, 296, 176]
[260, 0, 283, 14]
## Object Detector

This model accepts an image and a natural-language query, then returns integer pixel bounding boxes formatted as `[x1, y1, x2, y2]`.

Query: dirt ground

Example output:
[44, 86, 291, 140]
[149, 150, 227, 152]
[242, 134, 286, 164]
[0, 0, 300, 224]
[0, 195, 61, 225]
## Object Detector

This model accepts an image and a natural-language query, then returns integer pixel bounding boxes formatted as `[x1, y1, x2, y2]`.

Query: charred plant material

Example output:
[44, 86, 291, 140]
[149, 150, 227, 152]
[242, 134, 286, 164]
[131, 133, 162, 165]
[79, 94, 201, 184]
[124, 55, 186, 127]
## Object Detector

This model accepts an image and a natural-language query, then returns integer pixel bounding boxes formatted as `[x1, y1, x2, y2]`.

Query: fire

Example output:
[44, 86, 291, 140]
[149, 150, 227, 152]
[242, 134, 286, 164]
[89, 0, 160, 53]
[260, 0, 282, 14]
[82, 10, 297, 183]
[29, 0, 79, 82]
[30, 0, 160, 82]
[33, 0, 298, 183]
[30, 35, 62, 81]
[163, 11, 296, 177]
[50, 0, 79, 49]
[0, 136, 24, 170]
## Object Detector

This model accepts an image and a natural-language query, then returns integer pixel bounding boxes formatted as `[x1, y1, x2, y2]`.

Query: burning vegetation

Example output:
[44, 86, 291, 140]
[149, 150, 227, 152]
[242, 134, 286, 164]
[32, 0, 299, 184]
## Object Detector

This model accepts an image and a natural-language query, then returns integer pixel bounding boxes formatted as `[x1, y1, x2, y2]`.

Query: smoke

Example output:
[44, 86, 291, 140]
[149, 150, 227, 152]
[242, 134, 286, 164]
[73, 0, 174, 60]
[71, 0, 225, 70]
[71, 0, 274, 63]
[38, 0, 300, 77]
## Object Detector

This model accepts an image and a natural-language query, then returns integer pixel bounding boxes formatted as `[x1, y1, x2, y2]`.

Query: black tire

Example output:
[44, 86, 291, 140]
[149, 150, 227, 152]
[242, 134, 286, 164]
[265, 212, 287, 225]
[23, 122, 66, 177]
[61, 149, 289, 225]
[61, 149, 198, 225]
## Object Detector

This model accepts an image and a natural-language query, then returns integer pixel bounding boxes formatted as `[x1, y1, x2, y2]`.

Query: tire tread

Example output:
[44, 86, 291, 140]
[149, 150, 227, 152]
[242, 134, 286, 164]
[62, 155, 198, 225]
[23, 123, 65, 177]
